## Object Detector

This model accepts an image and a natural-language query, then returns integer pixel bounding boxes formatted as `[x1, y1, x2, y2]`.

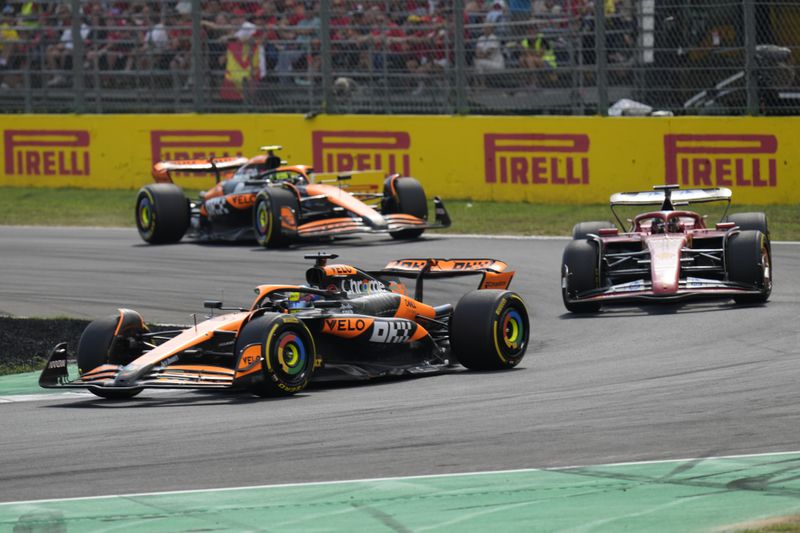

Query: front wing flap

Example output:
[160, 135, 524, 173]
[39, 344, 236, 392]
[564, 277, 766, 305]
[297, 197, 451, 239]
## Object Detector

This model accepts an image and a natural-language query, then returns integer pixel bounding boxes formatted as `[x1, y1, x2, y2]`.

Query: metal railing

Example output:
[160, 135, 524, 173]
[0, 0, 797, 115]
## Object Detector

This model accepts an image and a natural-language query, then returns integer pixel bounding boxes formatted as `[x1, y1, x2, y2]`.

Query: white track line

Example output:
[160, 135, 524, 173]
[1, 449, 798, 507]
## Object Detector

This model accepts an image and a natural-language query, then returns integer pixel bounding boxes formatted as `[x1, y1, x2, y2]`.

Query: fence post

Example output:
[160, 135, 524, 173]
[454, 0, 467, 114]
[743, 0, 759, 115]
[70, 0, 85, 113]
[191, 0, 204, 112]
[594, 0, 607, 115]
[320, 0, 332, 114]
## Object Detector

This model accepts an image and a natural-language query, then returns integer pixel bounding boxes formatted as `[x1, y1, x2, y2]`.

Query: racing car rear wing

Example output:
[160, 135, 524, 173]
[374, 258, 514, 301]
[610, 185, 732, 229]
[152, 157, 250, 184]
[609, 186, 732, 207]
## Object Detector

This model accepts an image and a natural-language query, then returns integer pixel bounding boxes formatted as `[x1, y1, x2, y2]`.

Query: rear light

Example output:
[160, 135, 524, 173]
[598, 228, 619, 236]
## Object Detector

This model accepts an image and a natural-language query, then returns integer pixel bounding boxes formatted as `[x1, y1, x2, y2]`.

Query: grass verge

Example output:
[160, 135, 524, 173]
[1, 187, 798, 240]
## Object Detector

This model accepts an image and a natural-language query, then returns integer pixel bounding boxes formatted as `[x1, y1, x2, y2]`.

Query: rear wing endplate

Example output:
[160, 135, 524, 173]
[152, 157, 250, 184]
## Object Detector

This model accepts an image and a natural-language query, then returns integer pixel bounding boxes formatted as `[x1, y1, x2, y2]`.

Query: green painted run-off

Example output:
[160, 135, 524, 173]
[1, 453, 799, 532]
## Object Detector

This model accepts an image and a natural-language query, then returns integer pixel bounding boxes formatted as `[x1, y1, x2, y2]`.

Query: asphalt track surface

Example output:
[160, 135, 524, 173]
[0, 226, 798, 503]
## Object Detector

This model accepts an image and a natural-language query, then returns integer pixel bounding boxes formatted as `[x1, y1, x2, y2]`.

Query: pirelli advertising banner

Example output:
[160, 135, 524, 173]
[1, 114, 798, 204]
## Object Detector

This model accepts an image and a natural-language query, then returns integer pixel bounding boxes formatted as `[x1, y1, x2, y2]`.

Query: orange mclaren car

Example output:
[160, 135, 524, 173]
[136, 147, 450, 247]
[40, 254, 530, 399]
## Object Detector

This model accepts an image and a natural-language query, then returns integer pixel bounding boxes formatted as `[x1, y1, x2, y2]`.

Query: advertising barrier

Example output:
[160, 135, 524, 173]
[1, 114, 797, 204]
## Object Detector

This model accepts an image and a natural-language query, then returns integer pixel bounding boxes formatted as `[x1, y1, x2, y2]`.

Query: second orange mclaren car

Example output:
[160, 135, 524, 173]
[136, 148, 450, 247]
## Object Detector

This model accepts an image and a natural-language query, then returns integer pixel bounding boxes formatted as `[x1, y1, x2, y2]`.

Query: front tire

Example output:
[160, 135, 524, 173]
[238, 314, 317, 397]
[727, 230, 772, 304]
[135, 184, 189, 244]
[561, 240, 601, 313]
[450, 290, 529, 370]
[253, 187, 299, 248]
[77, 309, 147, 399]
[383, 176, 428, 240]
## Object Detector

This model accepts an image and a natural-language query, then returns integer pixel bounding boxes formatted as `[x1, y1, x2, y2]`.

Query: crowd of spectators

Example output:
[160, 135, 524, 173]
[0, 0, 636, 97]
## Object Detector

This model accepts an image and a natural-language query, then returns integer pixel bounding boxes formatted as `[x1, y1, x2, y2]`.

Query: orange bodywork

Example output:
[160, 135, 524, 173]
[305, 183, 385, 223]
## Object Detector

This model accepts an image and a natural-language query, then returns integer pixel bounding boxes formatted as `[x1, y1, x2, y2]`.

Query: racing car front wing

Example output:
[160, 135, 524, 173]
[564, 277, 767, 305]
[40, 343, 237, 392]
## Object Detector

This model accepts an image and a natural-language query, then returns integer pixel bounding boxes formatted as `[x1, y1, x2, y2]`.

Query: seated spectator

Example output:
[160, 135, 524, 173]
[518, 24, 557, 86]
[484, 0, 510, 38]
[139, 14, 171, 71]
[0, 6, 21, 89]
[473, 23, 504, 86]
[167, 7, 193, 85]
[46, 12, 90, 87]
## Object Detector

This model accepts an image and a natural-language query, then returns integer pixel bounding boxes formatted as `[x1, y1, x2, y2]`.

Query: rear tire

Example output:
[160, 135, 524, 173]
[77, 310, 147, 399]
[135, 184, 189, 244]
[561, 240, 601, 313]
[725, 212, 769, 238]
[727, 230, 772, 304]
[383, 177, 428, 240]
[450, 290, 529, 370]
[253, 187, 299, 248]
[572, 221, 615, 240]
[240, 314, 317, 397]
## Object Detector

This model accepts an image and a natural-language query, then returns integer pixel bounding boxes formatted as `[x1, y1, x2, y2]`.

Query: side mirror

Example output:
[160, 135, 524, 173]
[203, 300, 223, 310]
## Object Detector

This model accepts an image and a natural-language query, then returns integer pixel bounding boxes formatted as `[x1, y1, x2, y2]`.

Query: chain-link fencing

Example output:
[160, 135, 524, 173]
[0, 0, 797, 115]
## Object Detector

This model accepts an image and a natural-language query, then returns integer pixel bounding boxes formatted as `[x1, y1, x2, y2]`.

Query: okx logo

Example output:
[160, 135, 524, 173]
[4, 129, 90, 176]
[150, 130, 244, 166]
[312, 131, 411, 175]
[664, 134, 778, 187]
[484, 133, 590, 185]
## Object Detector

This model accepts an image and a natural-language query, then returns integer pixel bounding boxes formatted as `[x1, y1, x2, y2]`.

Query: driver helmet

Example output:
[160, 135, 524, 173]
[667, 218, 681, 233]
[650, 218, 664, 234]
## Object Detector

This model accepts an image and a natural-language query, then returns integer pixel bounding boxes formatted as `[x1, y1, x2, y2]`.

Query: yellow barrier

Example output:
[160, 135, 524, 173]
[2, 114, 798, 204]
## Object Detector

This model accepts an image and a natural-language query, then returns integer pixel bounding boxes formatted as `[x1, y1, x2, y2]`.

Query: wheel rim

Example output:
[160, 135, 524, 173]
[276, 331, 307, 378]
[138, 196, 154, 237]
[761, 246, 772, 293]
[255, 199, 271, 241]
[500, 308, 525, 353]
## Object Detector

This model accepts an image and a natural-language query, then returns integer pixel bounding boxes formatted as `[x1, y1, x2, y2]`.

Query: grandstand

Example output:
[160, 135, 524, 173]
[0, 0, 797, 115]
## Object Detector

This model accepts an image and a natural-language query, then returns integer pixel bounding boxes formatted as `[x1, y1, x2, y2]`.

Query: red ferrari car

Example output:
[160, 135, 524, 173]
[561, 185, 772, 312]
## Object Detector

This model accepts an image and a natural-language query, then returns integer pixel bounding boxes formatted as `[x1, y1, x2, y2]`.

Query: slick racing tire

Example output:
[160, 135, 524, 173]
[561, 240, 602, 313]
[238, 314, 317, 397]
[135, 184, 190, 244]
[253, 187, 299, 248]
[571, 221, 615, 240]
[450, 290, 529, 371]
[77, 309, 147, 399]
[383, 176, 428, 240]
[726, 229, 772, 304]
[725, 212, 770, 250]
